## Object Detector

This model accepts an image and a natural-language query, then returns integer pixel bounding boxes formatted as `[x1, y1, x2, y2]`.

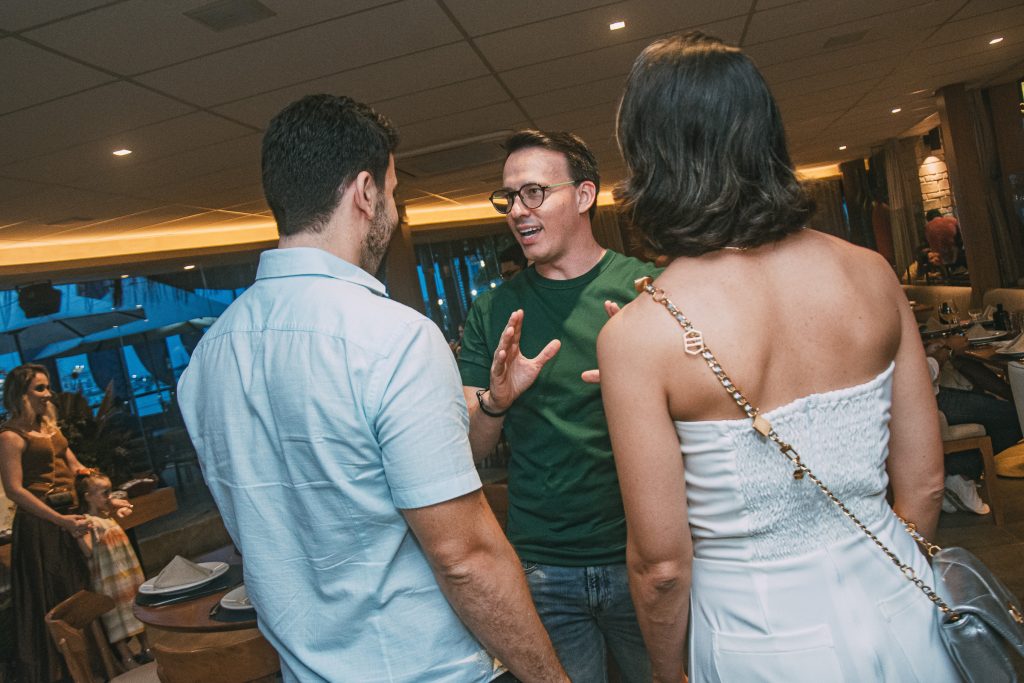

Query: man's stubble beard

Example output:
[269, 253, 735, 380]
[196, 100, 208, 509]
[360, 193, 397, 273]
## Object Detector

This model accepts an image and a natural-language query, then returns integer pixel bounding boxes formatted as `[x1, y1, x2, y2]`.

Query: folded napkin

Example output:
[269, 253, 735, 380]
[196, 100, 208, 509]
[965, 323, 993, 340]
[152, 555, 214, 589]
[998, 332, 1024, 354]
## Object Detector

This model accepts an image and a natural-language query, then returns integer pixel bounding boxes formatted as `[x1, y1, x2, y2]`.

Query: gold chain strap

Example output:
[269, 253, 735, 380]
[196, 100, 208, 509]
[635, 277, 959, 620]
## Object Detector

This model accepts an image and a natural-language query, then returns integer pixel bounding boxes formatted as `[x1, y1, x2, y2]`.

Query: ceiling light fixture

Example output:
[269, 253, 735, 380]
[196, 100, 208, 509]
[183, 264, 196, 270]
[839, 145, 848, 151]
[989, 37, 1004, 45]
[891, 107, 902, 114]
[609, 20, 626, 31]
[120, 274, 129, 279]
[112, 149, 132, 157]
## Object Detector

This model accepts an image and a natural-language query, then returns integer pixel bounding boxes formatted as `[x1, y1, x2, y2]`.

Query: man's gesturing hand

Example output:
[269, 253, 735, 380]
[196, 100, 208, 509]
[580, 300, 621, 384]
[487, 309, 560, 412]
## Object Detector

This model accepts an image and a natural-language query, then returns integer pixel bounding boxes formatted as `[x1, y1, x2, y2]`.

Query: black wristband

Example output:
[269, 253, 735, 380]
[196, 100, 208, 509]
[475, 388, 508, 418]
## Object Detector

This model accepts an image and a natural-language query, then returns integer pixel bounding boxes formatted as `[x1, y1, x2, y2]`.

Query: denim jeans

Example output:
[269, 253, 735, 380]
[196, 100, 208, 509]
[522, 561, 652, 683]
[937, 388, 1023, 453]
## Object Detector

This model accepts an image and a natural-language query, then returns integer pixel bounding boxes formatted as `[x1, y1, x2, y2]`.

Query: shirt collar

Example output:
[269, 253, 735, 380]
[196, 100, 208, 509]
[255, 247, 387, 297]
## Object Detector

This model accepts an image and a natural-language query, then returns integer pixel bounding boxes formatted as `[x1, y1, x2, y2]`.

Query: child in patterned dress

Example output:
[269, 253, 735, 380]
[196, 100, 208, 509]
[75, 471, 151, 669]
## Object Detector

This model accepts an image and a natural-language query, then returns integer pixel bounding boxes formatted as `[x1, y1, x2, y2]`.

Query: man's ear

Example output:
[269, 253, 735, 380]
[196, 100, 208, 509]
[350, 170, 377, 220]
[576, 180, 597, 216]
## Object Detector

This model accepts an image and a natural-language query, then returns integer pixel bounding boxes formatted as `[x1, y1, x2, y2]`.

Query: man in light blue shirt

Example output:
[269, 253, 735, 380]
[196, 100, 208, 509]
[177, 95, 566, 683]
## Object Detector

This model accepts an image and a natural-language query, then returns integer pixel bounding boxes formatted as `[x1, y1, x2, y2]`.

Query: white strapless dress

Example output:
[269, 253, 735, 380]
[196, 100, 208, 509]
[675, 362, 960, 682]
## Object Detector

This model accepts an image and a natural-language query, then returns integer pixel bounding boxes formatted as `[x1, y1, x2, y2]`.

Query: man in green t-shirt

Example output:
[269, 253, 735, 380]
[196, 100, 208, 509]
[459, 130, 657, 682]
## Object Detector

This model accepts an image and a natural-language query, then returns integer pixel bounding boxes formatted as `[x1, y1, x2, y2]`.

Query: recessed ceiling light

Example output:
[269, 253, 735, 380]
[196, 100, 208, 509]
[609, 20, 626, 31]
[891, 107, 902, 114]
[112, 149, 132, 157]
[183, 264, 196, 270]
[989, 37, 1004, 45]
[120, 274, 129, 279]
[839, 145, 848, 151]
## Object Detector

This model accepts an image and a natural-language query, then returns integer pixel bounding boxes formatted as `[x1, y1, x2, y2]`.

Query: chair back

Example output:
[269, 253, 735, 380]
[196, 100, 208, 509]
[152, 628, 279, 683]
[44, 590, 120, 683]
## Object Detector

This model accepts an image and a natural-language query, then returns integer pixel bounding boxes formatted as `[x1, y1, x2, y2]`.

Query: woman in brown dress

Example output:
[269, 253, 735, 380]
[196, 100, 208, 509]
[0, 364, 90, 683]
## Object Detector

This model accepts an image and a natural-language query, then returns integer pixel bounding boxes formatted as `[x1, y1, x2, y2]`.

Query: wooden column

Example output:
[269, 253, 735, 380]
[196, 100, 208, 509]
[384, 217, 424, 314]
[936, 83, 1001, 303]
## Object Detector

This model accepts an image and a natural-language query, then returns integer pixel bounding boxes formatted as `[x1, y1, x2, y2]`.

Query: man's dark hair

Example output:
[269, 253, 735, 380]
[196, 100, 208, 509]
[615, 32, 813, 257]
[926, 209, 943, 221]
[504, 130, 600, 220]
[498, 243, 527, 268]
[261, 94, 398, 237]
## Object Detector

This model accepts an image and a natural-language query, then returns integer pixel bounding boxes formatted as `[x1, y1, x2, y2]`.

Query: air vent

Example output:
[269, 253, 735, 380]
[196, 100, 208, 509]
[185, 0, 276, 32]
[397, 131, 511, 179]
[823, 30, 868, 49]
[46, 216, 94, 225]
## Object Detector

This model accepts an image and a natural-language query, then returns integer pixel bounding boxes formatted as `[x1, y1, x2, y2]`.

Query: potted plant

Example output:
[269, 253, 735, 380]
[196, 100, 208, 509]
[53, 383, 145, 487]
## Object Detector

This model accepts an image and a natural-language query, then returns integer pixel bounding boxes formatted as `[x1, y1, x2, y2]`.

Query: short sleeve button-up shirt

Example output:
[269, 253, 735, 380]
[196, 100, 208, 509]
[178, 247, 493, 682]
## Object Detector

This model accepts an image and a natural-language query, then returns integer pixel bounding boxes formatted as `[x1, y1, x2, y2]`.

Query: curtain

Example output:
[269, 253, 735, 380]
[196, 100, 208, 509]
[133, 339, 174, 388]
[883, 138, 921, 279]
[839, 160, 876, 250]
[971, 89, 1020, 287]
[802, 179, 848, 239]
[87, 349, 130, 401]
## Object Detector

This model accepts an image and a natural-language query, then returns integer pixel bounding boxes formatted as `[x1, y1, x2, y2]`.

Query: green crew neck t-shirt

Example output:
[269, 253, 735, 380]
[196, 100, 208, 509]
[459, 250, 659, 566]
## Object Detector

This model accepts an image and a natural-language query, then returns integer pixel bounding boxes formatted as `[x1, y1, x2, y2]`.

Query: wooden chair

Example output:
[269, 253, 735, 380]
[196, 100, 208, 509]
[939, 412, 1004, 526]
[44, 590, 158, 683]
[151, 628, 279, 683]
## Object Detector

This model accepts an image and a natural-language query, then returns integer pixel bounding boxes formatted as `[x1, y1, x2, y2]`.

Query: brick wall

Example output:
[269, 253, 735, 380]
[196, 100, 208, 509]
[917, 145, 954, 215]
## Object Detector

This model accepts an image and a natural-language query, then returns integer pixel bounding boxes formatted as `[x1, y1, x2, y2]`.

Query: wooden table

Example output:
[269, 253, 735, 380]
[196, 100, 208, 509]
[962, 343, 1015, 372]
[133, 545, 278, 681]
[133, 545, 254, 633]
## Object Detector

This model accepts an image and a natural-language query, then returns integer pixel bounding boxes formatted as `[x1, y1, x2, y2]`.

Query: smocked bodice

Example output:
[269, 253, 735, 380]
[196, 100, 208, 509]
[675, 362, 895, 563]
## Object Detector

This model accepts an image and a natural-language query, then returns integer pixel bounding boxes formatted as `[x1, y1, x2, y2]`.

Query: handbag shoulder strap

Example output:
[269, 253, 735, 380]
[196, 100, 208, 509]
[634, 276, 959, 621]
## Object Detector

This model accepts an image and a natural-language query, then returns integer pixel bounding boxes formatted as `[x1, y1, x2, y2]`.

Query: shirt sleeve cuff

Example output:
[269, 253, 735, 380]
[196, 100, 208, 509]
[392, 469, 483, 510]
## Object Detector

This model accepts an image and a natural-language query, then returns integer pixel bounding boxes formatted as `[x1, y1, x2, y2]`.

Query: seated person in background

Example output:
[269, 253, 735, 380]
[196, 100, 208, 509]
[924, 209, 968, 274]
[925, 335, 1021, 513]
[74, 470, 150, 670]
[498, 243, 527, 281]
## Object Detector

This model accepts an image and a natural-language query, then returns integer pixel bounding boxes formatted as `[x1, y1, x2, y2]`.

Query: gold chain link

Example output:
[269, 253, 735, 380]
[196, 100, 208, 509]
[636, 278, 960, 620]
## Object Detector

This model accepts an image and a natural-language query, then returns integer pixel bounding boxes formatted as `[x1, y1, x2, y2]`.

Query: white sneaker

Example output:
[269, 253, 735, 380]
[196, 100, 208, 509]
[944, 475, 991, 515]
[941, 496, 957, 513]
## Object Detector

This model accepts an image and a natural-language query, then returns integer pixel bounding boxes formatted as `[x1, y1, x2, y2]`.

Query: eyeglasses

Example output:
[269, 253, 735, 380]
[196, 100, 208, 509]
[488, 180, 578, 214]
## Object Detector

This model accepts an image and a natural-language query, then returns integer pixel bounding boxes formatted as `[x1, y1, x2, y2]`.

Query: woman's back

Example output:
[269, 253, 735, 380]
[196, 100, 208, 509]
[648, 228, 905, 425]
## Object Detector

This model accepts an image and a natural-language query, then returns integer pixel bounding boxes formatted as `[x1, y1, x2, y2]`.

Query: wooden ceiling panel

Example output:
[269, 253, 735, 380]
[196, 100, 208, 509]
[501, 16, 745, 98]
[444, 0, 622, 37]
[135, 0, 461, 106]
[396, 101, 526, 150]
[0, 82, 194, 167]
[0, 1, 111, 32]
[212, 42, 490, 128]
[745, 0, 958, 46]
[374, 77, 509, 127]
[475, 0, 748, 72]
[930, 3, 1024, 44]
[0, 38, 112, 116]
[517, 75, 627, 120]
[0, 113, 255, 186]
[22, 0, 392, 75]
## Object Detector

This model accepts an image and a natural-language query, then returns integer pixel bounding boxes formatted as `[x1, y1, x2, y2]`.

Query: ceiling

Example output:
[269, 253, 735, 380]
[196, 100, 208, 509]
[1, 0, 1022, 284]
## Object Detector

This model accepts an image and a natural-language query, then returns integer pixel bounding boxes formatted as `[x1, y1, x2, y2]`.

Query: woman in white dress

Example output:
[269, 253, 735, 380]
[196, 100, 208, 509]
[598, 32, 961, 682]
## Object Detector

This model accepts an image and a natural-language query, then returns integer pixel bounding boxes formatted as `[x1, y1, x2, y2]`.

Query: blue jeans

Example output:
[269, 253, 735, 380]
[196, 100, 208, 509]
[522, 561, 652, 683]
[937, 387, 1022, 454]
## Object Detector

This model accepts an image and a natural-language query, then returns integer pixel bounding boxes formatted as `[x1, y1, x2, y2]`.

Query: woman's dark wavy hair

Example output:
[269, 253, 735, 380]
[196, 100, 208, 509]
[615, 32, 813, 257]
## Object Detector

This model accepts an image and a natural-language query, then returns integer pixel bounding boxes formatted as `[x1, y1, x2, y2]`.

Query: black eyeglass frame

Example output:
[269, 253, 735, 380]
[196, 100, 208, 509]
[488, 180, 579, 215]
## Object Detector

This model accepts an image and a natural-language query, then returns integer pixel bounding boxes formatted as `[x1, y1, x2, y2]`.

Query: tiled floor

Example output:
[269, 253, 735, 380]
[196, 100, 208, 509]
[935, 475, 1024, 600]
